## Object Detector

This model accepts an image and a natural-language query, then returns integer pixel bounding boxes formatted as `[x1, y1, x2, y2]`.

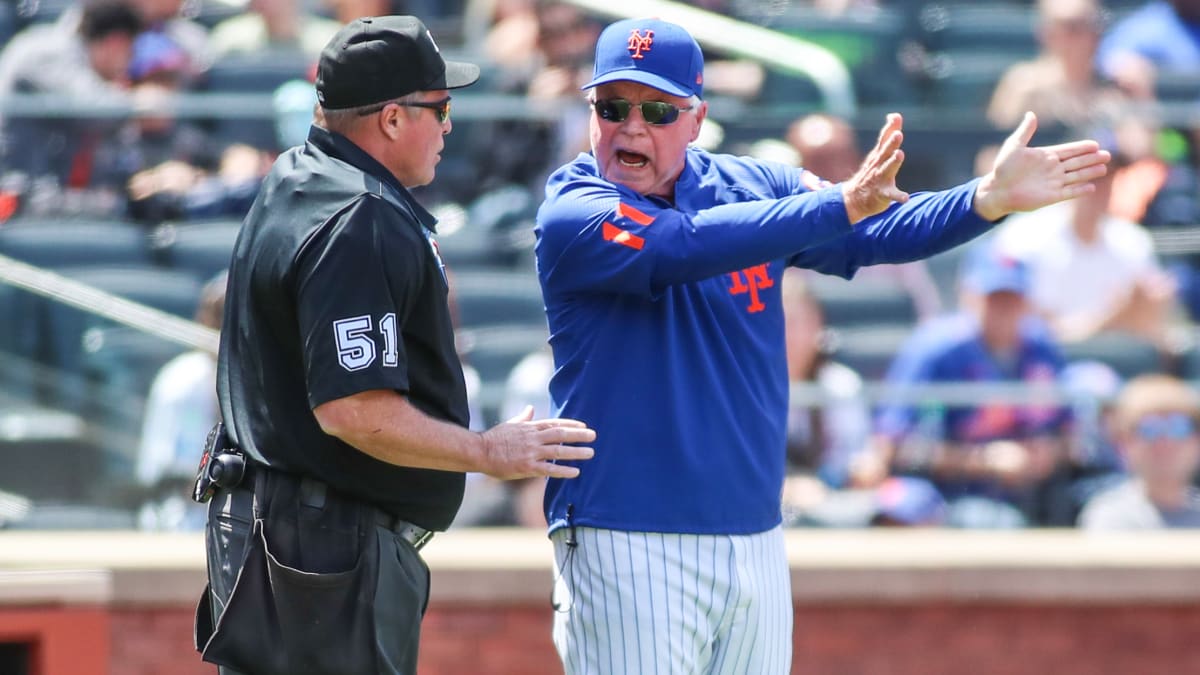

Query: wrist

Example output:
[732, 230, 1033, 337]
[841, 183, 865, 225]
[471, 430, 494, 475]
[972, 173, 1008, 222]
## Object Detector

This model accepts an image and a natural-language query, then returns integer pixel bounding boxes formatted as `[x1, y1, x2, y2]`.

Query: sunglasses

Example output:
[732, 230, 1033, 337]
[1134, 413, 1196, 441]
[592, 98, 694, 126]
[358, 96, 452, 123]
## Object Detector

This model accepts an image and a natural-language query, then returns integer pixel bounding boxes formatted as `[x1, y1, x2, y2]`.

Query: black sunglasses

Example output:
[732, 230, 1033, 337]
[358, 96, 452, 123]
[592, 98, 694, 126]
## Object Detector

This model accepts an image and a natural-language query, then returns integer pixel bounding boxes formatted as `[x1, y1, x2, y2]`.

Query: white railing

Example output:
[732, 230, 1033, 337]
[0, 252, 218, 354]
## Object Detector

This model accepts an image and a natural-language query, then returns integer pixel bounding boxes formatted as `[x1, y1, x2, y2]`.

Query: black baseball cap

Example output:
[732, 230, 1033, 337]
[316, 15, 480, 111]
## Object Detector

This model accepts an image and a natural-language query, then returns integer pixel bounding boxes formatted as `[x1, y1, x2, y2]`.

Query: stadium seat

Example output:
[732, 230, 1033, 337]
[35, 265, 202, 409]
[0, 218, 152, 268]
[766, 4, 917, 106]
[806, 274, 919, 329]
[438, 184, 538, 268]
[11, 0, 73, 29]
[451, 269, 546, 328]
[203, 50, 312, 152]
[1154, 71, 1200, 104]
[918, 3, 1038, 56]
[1059, 333, 1165, 380]
[923, 49, 1019, 109]
[151, 220, 241, 281]
[79, 326, 191, 458]
[829, 323, 913, 381]
[458, 322, 550, 425]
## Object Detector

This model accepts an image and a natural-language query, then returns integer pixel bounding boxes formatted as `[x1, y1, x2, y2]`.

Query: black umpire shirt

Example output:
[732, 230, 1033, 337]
[216, 125, 469, 531]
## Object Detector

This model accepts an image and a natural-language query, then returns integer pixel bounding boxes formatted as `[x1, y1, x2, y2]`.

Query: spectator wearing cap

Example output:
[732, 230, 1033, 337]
[1079, 373, 1200, 529]
[115, 31, 269, 223]
[196, 15, 594, 675]
[869, 242, 1073, 528]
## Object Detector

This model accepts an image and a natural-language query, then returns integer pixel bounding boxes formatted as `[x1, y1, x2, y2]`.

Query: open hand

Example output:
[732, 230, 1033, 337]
[842, 112, 910, 224]
[973, 111, 1111, 221]
[479, 405, 596, 480]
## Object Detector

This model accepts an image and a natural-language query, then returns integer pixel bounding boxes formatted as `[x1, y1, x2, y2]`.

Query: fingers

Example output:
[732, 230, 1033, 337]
[530, 417, 590, 430]
[874, 112, 902, 146]
[551, 444, 595, 462]
[505, 405, 535, 424]
[542, 462, 581, 479]
[535, 445, 595, 479]
[1061, 162, 1109, 187]
[879, 147, 905, 180]
[541, 426, 597, 444]
[1058, 182, 1097, 200]
[1059, 149, 1111, 174]
[1005, 111, 1038, 150]
[863, 113, 903, 167]
[1046, 140, 1104, 162]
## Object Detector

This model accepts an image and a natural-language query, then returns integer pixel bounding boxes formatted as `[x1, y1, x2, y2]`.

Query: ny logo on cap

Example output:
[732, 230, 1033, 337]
[627, 29, 654, 59]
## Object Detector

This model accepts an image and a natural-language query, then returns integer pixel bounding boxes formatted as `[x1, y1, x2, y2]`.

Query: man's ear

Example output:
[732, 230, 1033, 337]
[690, 101, 709, 144]
[379, 104, 405, 140]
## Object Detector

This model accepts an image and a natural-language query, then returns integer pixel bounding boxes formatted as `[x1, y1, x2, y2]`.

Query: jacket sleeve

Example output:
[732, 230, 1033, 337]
[535, 177, 852, 298]
[789, 179, 997, 278]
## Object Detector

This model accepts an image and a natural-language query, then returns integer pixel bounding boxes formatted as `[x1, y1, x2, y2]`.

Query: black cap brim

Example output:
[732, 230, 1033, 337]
[441, 60, 480, 90]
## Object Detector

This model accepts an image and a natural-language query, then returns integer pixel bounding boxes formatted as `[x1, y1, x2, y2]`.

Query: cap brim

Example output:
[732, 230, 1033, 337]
[442, 60, 480, 90]
[581, 69, 692, 98]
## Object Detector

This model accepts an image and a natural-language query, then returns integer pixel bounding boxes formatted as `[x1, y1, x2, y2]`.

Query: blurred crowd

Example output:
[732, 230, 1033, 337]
[1, 0, 1200, 532]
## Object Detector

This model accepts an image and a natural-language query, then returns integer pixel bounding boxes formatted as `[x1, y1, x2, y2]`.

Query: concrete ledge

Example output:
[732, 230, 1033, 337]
[0, 569, 112, 605]
[1, 529, 1199, 606]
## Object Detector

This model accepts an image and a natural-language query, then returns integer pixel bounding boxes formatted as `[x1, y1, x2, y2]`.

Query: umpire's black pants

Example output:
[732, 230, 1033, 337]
[202, 469, 430, 675]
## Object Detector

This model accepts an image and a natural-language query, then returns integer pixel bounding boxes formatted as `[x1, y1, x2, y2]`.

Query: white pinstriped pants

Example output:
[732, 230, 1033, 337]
[551, 526, 792, 675]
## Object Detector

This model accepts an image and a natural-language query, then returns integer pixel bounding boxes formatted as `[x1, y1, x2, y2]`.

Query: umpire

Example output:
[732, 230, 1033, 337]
[194, 15, 595, 675]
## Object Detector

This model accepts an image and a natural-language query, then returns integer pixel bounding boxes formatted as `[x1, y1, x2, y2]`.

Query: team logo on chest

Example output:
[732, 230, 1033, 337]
[423, 228, 447, 282]
[728, 264, 774, 313]
[627, 29, 654, 59]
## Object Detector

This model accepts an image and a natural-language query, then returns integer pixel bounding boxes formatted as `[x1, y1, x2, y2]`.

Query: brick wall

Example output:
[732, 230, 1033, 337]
[106, 602, 1200, 675]
[6, 531, 1200, 675]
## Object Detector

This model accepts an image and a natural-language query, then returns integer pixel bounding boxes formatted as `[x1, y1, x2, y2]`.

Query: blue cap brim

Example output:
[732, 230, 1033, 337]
[582, 69, 693, 98]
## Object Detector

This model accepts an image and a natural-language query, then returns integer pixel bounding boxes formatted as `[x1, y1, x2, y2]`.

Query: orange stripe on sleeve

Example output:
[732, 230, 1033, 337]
[602, 222, 645, 250]
[617, 202, 655, 226]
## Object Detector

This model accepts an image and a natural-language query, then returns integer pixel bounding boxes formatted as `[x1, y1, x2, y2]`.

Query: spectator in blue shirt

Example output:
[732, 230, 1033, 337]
[871, 242, 1072, 527]
[1097, 0, 1200, 99]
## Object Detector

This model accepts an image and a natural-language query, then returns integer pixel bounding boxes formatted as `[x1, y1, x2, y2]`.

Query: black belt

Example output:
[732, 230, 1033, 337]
[374, 510, 434, 551]
[234, 460, 434, 551]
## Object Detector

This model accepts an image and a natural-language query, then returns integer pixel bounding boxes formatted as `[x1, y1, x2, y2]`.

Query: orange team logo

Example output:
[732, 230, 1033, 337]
[602, 202, 656, 250]
[628, 29, 654, 59]
[728, 265, 775, 313]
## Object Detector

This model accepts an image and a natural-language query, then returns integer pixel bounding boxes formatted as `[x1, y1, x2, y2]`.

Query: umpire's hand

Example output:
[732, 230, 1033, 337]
[973, 111, 1111, 221]
[479, 406, 596, 480]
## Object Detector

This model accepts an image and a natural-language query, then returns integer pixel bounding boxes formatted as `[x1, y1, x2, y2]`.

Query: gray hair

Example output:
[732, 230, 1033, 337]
[322, 91, 423, 133]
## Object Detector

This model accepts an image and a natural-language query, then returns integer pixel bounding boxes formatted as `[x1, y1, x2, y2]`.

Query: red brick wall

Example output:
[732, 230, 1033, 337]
[792, 605, 1200, 675]
[101, 602, 1200, 675]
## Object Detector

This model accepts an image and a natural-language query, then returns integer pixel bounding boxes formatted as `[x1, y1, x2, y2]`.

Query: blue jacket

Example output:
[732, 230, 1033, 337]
[535, 147, 993, 534]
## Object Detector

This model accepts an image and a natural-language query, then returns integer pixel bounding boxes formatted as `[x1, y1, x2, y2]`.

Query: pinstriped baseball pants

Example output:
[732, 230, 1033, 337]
[551, 526, 792, 675]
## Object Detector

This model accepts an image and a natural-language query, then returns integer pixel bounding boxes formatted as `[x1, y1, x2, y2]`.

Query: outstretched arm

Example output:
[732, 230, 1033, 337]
[973, 111, 1111, 221]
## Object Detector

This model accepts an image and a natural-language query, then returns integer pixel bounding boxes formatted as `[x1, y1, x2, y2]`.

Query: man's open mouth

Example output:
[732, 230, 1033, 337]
[617, 150, 649, 168]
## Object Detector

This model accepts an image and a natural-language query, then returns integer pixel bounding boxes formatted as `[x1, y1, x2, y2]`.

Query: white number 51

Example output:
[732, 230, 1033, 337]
[333, 313, 398, 371]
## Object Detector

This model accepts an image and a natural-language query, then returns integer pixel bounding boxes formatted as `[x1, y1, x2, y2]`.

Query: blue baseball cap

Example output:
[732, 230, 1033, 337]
[962, 242, 1029, 296]
[128, 31, 189, 82]
[582, 18, 704, 99]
